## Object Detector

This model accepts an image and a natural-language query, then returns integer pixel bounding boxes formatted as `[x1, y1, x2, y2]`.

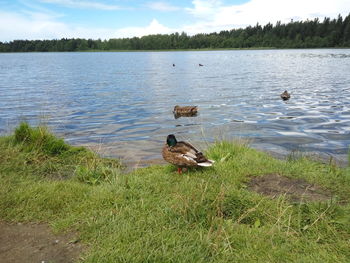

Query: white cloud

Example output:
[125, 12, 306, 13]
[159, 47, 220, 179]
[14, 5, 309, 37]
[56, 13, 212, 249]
[114, 19, 173, 38]
[1, 0, 349, 41]
[186, 0, 222, 18]
[0, 11, 115, 41]
[0, 10, 173, 41]
[146, 2, 180, 12]
[183, 0, 350, 34]
[0, 12, 174, 41]
[39, 0, 121, 10]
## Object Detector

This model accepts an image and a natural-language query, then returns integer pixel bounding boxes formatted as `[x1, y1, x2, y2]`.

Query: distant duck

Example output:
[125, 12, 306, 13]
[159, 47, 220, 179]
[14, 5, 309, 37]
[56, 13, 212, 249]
[173, 63, 175, 67]
[162, 134, 214, 174]
[280, 90, 291, 101]
[199, 64, 204, 66]
[173, 105, 198, 118]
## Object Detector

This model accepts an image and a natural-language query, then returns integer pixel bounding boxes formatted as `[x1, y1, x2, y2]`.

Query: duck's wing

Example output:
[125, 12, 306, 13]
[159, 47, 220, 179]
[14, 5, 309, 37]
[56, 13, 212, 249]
[188, 106, 198, 113]
[170, 141, 199, 160]
[175, 106, 198, 114]
[175, 141, 214, 165]
[162, 144, 198, 166]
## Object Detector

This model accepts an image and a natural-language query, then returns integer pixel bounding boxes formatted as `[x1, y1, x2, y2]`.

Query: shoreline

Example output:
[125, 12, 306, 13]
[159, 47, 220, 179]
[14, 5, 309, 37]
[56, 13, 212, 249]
[81, 141, 349, 171]
[1, 47, 350, 54]
[1, 123, 349, 262]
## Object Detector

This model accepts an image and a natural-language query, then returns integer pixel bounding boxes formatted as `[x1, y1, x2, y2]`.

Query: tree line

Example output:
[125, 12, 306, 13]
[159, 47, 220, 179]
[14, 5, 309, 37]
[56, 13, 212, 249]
[1, 14, 350, 52]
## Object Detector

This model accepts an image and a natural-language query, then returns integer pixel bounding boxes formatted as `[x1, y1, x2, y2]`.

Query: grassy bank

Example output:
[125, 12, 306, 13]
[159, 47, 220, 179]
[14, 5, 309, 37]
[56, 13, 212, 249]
[1, 124, 349, 262]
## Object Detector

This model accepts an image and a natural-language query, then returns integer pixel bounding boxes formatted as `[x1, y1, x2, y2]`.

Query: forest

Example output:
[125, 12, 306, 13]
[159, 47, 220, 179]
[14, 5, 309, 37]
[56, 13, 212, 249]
[1, 13, 350, 52]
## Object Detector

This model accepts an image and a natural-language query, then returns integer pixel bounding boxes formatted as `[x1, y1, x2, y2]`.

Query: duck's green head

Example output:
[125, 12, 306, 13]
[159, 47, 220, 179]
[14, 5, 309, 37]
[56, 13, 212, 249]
[166, 134, 177, 147]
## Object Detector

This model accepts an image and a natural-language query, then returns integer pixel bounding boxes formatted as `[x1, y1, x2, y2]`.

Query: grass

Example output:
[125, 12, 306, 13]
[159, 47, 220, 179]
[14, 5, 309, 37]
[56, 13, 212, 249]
[1, 123, 350, 262]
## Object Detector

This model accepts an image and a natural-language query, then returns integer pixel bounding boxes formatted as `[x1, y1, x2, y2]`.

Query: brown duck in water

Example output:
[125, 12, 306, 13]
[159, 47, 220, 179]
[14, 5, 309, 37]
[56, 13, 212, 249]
[162, 134, 214, 174]
[173, 105, 198, 118]
[280, 90, 291, 100]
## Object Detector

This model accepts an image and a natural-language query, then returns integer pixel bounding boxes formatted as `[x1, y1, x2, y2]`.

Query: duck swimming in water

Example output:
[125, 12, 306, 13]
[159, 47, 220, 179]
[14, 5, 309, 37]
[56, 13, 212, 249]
[173, 105, 198, 118]
[162, 134, 214, 174]
[280, 90, 291, 101]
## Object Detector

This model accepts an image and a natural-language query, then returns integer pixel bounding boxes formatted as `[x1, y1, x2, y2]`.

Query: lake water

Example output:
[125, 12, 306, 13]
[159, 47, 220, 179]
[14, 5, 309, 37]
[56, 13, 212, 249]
[1, 49, 350, 166]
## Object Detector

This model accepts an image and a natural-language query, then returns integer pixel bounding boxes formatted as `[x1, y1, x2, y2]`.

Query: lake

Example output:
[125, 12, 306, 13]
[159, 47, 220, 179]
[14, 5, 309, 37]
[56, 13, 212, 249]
[1, 49, 350, 166]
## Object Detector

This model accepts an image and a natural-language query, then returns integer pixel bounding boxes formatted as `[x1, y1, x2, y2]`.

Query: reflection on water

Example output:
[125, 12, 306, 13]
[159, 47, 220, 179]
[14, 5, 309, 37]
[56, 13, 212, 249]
[0, 49, 350, 166]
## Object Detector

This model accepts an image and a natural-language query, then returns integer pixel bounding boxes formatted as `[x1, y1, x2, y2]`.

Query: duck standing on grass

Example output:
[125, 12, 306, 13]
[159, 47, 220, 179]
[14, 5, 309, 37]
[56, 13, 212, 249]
[162, 134, 214, 174]
[280, 90, 291, 100]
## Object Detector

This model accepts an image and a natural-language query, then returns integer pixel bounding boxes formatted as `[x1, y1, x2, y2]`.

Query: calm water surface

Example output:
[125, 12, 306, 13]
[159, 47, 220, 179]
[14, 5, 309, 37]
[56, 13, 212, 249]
[1, 49, 350, 166]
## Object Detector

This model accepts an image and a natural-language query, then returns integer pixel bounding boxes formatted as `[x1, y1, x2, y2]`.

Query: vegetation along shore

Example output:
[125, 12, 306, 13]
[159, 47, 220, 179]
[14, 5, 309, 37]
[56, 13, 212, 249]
[1, 123, 349, 262]
[1, 14, 350, 52]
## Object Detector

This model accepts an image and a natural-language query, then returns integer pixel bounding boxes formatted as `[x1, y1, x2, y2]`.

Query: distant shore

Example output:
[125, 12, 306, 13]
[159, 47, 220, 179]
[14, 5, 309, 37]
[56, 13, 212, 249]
[2, 13, 350, 53]
[3, 47, 350, 54]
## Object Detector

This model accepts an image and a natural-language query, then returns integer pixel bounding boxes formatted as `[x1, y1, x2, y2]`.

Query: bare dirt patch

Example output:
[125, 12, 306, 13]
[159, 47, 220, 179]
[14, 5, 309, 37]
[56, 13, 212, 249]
[0, 222, 84, 263]
[247, 173, 332, 202]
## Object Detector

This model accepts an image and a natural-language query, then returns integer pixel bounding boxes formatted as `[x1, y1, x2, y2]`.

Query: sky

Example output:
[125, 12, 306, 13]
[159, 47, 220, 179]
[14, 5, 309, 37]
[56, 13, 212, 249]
[0, 0, 349, 41]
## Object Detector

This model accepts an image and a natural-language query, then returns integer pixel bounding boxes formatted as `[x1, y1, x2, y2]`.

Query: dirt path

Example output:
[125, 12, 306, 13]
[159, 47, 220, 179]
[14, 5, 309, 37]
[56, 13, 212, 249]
[247, 173, 332, 202]
[0, 222, 84, 263]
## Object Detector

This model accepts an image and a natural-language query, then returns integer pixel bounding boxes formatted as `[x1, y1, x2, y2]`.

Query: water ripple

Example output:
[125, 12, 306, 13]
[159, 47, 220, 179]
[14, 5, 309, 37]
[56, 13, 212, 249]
[1, 49, 350, 164]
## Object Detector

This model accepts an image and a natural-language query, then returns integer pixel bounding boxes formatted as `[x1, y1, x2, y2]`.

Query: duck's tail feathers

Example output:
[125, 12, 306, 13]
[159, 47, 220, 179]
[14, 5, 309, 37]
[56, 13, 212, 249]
[197, 160, 215, 167]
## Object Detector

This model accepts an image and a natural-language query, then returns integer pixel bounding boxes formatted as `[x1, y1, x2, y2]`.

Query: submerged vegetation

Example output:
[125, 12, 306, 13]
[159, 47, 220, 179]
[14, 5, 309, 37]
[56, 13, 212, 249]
[1, 124, 350, 262]
[1, 14, 350, 52]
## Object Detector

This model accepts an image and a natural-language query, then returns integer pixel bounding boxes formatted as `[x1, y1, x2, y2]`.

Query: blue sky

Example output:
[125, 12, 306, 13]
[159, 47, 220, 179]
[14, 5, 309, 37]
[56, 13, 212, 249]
[0, 0, 349, 41]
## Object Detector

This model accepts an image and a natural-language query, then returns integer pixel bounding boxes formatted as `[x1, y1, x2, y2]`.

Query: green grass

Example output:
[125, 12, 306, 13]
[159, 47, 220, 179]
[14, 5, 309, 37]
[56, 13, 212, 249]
[1, 123, 350, 262]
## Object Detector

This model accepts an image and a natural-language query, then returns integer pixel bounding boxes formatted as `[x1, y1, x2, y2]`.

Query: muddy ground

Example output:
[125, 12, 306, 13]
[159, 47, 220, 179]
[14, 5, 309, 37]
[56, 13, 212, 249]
[0, 222, 84, 263]
[247, 173, 332, 202]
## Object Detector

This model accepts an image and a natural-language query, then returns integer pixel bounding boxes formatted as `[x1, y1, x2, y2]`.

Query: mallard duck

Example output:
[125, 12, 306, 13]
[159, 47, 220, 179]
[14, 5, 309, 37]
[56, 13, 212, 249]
[173, 106, 198, 119]
[280, 90, 291, 100]
[173, 105, 198, 115]
[162, 134, 214, 174]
